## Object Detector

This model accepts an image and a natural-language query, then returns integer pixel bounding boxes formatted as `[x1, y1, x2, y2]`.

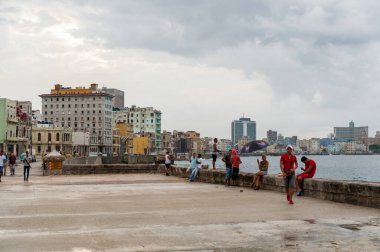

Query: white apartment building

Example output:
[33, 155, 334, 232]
[40, 84, 114, 155]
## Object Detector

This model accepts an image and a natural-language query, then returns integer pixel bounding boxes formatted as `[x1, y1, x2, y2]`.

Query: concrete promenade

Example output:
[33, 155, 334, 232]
[0, 174, 379, 251]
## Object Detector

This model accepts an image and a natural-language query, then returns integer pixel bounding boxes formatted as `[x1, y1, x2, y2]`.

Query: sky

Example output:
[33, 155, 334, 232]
[0, 0, 379, 140]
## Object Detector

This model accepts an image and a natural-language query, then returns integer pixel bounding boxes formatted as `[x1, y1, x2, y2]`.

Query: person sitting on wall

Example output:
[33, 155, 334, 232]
[251, 154, 269, 190]
[296, 156, 317, 196]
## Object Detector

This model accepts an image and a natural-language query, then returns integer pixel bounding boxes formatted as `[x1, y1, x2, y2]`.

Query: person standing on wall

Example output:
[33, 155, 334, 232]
[212, 138, 221, 169]
[280, 145, 298, 205]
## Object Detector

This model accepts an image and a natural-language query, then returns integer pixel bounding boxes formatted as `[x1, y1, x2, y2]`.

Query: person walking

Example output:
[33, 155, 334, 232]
[9, 152, 17, 176]
[231, 149, 242, 186]
[251, 154, 269, 190]
[23, 151, 32, 182]
[3, 152, 8, 176]
[296, 156, 317, 196]
[222, 149, 233, 186]
[280, 145, 298, 204]
[212, 138, 221, 169]
[0, 150, 6, 182]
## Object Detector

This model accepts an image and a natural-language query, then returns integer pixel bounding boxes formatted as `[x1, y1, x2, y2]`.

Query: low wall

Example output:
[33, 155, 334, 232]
[159, 165, 380, 209]
[64, 155, 155, 165]
[63, 157, 102, 165]
[62, 164, 158, 175]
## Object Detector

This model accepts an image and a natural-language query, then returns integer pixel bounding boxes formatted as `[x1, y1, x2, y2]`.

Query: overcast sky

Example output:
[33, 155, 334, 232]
[1, 0, 379, 139]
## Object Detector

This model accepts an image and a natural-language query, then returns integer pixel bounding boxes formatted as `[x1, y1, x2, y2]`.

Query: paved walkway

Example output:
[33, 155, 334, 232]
[0, 174, 379, 251]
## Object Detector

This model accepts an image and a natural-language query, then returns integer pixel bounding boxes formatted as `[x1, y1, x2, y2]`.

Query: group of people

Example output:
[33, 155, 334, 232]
[184, 138, 317, 205]
[280, 145, 316, 204]
[0, 150, 32, 182]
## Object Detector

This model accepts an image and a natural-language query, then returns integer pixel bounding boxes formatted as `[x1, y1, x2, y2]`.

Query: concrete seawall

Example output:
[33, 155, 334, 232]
[62, 164, 158, 175]
[160, 165, 380, 209]
[60, 163, 380, 209]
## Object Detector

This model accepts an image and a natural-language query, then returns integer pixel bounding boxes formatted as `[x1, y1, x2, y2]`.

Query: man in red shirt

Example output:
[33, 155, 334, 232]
[280, 145, 298, 204]
[296, 156, 316, 196]
[231, 149, 242, 186]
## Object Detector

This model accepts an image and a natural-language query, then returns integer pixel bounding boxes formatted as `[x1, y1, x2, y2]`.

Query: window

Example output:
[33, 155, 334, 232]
[51, 105, 53, 109]
[45, 111, 47, 115]
[38, 133, 41, 141]
[68, 104, 71, 108]
[87, 104, 90, 108]
[56, 133, 60, 141]
[48, 133, 52, 142]
[44, 105, 47, 108]
[37, 145, 41, 153]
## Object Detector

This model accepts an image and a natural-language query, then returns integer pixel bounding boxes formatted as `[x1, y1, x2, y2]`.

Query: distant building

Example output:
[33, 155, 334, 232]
[0, 98, 33, 156]
[40, 83, 114, 155]
[334, 121, 368, 141]
[102, 87, 125, 109]
[231, 117, 256, 145]
[113, 105, 162, 153]
[277, 134, 284, 146]
[32, 123, 73, 156]
[266, 130, 277, 145]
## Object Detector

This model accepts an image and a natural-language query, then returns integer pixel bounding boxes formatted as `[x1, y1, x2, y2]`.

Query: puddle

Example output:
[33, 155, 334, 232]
[304, 219, 316, 224]
[339, 224, 362, 231]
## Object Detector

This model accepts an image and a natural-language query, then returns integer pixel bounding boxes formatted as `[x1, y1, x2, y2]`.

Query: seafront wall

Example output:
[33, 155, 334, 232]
[159, 165, 380, 209]
[60, 162, 379, 209]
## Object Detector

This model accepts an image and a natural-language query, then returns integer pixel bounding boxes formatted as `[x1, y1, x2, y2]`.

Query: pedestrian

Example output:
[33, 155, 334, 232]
[280, 145, 298, 204]
[23, 151, 32, 182]
[9, 152, 16, 176]
[190, 154, 202, 182]
[222, 149, 233, 186]
[251, 154, 269, 190]
[188, 153, 197, 182]
[212, 138, 221, 169]
[3, 152, 9, 176]
[231, 149, 242, 186]
[0, 150, 6, 182]
[164, 151, 172, 176]
[296, 156, 317, 196]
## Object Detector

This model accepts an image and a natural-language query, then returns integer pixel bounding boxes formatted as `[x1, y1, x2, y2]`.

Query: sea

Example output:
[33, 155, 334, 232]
[176, 155, 380, 182]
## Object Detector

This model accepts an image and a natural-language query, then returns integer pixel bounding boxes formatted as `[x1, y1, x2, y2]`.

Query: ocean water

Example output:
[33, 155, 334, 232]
[176, 155, 380, 182]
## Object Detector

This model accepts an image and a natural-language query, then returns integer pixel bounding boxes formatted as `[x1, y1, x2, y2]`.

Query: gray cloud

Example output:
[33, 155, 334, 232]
[0, 0, 379, 138]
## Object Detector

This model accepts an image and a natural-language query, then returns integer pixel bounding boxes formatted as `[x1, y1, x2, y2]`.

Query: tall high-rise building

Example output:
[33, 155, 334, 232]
[334, 121, 368, 141]
[102, 87, 124, 109]
[40, 83, 114, 155]
[231, 117, 256, 145]
[266, 130, 277, 144]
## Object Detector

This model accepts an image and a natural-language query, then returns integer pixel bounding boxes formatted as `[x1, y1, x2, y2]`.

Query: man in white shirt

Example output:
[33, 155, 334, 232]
[164, 151, 172, 176]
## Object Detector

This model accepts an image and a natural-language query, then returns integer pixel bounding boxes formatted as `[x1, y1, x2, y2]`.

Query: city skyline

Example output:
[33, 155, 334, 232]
[1, 1, 380, 139]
